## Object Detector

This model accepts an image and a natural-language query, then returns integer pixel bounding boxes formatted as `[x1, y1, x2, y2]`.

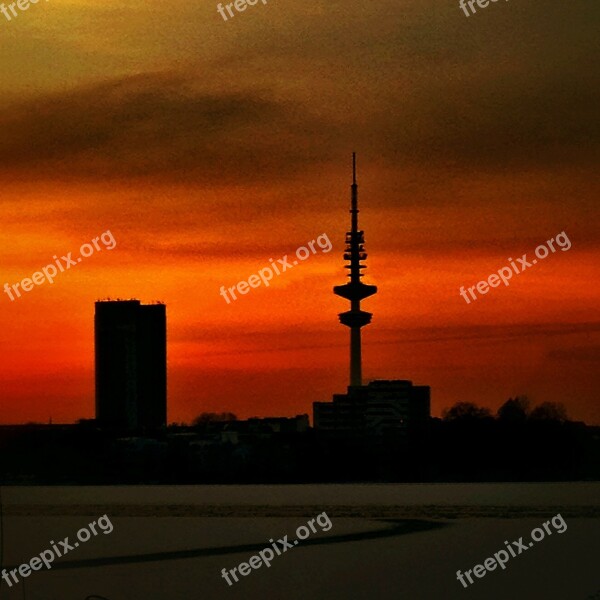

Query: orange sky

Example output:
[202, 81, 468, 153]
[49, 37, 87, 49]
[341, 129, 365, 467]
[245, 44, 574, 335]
[0, 0, 598, 424]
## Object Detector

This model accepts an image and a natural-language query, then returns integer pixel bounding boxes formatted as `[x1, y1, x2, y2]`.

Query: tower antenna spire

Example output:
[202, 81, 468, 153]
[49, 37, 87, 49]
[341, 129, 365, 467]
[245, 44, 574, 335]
[333, 154, 377, 387]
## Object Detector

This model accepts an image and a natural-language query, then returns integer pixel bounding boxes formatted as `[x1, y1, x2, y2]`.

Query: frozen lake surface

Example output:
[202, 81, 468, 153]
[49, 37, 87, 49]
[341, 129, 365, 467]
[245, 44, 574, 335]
[0, 484, 598, 600]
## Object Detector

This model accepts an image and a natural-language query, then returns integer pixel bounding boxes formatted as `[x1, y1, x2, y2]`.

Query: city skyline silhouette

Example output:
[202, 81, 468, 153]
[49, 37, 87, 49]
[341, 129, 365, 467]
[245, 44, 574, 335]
[0, 2, 597, 599]
[0, 149, 598, 426]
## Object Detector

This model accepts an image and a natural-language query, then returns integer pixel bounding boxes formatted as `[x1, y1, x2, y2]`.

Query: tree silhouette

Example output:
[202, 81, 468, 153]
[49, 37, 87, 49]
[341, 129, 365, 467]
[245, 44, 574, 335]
[497, 396, 530, 423]
[529, 402, 568, 422]
[443, 402, 492, 421]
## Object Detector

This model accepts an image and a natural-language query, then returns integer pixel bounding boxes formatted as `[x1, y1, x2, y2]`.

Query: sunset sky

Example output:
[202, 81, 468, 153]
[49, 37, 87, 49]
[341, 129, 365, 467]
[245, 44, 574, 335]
[0, 0, 598, 425]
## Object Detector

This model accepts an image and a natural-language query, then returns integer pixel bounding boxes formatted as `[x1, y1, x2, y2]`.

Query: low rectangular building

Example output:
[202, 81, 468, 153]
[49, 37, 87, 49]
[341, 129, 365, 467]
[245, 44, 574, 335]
[313, 380, 430, 438]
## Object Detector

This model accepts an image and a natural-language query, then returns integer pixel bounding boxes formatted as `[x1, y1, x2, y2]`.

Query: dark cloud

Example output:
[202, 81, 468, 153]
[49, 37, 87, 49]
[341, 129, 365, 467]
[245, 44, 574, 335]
[0, 72, 341, 182]
[378, 72, 600, 170]
[0, 1, 598, 184]
[232, 0, 600, 172]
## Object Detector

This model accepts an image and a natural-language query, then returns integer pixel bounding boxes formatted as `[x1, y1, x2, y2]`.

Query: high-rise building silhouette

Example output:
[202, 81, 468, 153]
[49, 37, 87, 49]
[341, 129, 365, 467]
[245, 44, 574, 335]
[314, 156, 430, 437]
[333, 153, 377, 387]
[95, 300, 167, 430]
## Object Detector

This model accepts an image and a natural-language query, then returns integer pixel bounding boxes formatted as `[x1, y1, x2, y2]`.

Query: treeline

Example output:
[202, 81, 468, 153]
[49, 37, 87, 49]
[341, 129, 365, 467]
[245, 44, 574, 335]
[424, 397, 598, 482]
[0, 399, 597, 484]
[442, 397, 569, 423]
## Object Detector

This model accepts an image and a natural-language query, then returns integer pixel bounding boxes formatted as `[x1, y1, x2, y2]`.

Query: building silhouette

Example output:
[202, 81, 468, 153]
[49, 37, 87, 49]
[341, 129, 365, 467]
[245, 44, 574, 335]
[95, 300, 167, 430]
[314, 380, 429, 438]
[314, 155, 431, 437]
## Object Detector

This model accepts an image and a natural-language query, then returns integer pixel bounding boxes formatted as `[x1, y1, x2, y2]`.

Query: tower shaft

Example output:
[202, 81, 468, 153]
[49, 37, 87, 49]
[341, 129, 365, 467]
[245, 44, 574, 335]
[350, 325, 362, 387]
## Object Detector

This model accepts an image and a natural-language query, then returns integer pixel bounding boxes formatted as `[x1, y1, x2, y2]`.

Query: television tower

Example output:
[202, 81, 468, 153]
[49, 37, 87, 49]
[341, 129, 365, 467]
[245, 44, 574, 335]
[333, 153, 377, 387]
